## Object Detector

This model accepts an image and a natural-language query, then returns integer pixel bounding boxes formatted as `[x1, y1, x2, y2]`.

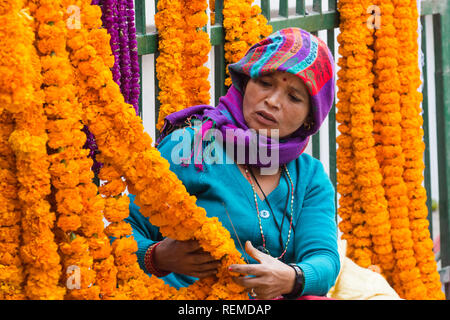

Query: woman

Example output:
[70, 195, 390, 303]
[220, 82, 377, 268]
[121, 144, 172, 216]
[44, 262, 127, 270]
[126, 27, 340, 299]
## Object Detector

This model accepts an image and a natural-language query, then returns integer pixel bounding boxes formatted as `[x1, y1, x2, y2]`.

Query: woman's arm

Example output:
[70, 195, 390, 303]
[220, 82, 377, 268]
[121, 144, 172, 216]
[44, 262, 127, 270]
[294, 159, 340, 296]
[229, 158, 340, 299]
[229, 241, 296, 299]
[126, 127, 220, 278]
[125, 194, 163, 274]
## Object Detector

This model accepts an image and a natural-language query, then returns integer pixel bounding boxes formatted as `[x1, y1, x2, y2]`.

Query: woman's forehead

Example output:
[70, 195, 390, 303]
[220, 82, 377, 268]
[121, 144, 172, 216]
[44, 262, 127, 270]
[258, 72, 309, 94]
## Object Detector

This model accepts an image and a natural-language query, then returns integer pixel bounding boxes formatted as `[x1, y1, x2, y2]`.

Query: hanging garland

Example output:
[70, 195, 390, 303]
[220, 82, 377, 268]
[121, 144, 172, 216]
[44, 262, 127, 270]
[372, 0, 428, 299]
[70, 0, 247, 299]
[1, 0, 66, 299]
[0, 0, 250, 300]
[222, 0, 272, 86]
[336, 0, 445, 299]
[0, 110, 24, 300]
[154, 0, 211, 131]
[393, 0, 444, 300]
[83, 0, 141, 176]
[337, 0, 386, 269]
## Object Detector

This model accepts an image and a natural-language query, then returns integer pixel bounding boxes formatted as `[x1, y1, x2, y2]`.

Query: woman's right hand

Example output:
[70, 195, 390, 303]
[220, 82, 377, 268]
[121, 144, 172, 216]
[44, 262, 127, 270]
[152, 238, 221, 278]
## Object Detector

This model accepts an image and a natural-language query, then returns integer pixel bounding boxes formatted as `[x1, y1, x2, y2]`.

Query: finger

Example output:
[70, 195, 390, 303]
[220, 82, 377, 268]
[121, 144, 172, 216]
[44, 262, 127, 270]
[228, 263, 265, 277]
[190, 252, 220, 265]
[232, 275, 262, 289]
[245, 241, 270, 264]
[180, 240, 203, 253]
[194, 260, 222, 272]
[191, 270, 219, 279]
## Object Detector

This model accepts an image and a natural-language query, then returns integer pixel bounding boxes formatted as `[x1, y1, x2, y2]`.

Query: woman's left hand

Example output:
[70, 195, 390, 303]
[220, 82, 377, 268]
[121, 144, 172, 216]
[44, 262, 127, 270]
[229, 241, 296, 300]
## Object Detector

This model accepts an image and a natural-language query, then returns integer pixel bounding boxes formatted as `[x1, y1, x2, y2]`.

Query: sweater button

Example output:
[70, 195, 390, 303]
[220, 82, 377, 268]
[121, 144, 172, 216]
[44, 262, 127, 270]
[260, 210, 270, 219]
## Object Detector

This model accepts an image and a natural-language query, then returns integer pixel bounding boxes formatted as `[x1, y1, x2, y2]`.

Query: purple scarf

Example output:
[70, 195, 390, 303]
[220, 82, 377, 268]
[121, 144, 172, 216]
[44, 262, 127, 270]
[155, 28, 335, 171]
[155, 85, 309, 171]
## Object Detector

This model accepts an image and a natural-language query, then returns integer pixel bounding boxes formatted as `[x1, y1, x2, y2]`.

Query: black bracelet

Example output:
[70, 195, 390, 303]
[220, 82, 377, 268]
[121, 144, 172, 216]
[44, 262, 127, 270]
[282, 264, 305, 300]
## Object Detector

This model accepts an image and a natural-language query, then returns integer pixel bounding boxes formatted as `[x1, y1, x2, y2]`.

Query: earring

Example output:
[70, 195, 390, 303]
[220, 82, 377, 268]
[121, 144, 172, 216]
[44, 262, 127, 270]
[303, 121, 314, 130]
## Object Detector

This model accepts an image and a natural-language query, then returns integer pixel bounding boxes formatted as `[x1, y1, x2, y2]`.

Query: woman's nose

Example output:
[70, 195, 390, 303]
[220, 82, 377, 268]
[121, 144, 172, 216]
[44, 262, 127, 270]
[265, 90, 282, 109]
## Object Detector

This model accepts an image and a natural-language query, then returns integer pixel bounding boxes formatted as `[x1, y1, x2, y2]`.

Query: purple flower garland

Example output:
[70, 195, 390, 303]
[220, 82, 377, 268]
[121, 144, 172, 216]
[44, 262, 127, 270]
[84, 0, 141, 175]
[126, 0, 141, 111]
[102, 0, 122, 87]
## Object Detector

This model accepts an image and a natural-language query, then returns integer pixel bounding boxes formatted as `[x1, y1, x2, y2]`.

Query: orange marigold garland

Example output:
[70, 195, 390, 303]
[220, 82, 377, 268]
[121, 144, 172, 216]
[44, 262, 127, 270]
[336, 0, 444, 300]
[154, 0, 186, 131]
[5, 0, 66, 299]
[69, 0, 247, 299]
[31, 0, 102, 300]
[393, 0, 444, 300]
[336, 0, 359, 264]
[223, 0, 272, 86]
[337, 0, 387, 269]
[372, 0, 426, 299]
[154, 0, 211, 131]
[66, 0, 172, 300]
[181, 0, 211, 107]
[0, 110, 25, 300]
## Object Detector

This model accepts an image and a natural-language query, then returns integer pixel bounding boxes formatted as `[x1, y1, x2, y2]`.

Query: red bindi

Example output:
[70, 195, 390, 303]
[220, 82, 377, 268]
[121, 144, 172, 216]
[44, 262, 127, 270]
[283, 78, 287, 82]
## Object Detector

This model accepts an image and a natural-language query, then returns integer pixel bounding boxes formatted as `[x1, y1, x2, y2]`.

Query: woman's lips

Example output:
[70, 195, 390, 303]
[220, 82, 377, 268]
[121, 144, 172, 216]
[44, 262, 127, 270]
[255, 111, 277, 125]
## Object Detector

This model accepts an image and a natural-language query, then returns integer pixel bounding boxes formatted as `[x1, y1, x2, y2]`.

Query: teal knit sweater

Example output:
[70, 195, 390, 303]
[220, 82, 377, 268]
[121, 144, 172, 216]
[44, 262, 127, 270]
[126, 127, 340, 296]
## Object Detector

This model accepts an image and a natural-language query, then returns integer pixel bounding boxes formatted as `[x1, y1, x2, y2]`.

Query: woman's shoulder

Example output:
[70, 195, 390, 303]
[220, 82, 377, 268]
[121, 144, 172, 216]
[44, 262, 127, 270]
[156, 126, 197, 150]
[295, 152, 326, 174]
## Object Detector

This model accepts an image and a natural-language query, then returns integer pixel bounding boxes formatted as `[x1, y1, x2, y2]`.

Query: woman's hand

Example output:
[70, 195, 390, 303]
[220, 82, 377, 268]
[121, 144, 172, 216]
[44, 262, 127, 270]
[153, 238, 221, 279]
[229, 241, 296, 300]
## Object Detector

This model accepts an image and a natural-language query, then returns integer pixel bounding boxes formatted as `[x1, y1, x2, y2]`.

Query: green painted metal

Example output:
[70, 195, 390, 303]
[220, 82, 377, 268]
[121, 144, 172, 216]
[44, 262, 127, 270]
[214, 0, 226, 106]
[327, 26, 337, 215]
[261, 0, 271, 20]
[312, 0, 322, 14]
[433, 1, 450, 271]
[137, 13, 339, 56]
[269, 11, 338, 33]
[279, 0, 288, 18]
[421, 16, 433, 235]
[328, 0, 336, 11]
[214, 0, 223, 25]
[214, 44, 227, 106]
[134, 0, 146, 34]
[135, 0, 146, 117]
[296, 0, 305, 16]
[421, 0, 444, 16]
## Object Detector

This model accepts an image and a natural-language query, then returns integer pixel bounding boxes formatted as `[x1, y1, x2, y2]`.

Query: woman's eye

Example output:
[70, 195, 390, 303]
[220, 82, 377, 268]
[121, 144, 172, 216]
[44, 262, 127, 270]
[289, 94, 302, 102]
[258, 79, 271, 87]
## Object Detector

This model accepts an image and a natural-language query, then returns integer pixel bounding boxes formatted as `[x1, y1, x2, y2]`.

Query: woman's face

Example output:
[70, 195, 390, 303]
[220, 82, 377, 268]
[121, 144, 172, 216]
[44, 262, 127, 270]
[242, 71, 311, 139]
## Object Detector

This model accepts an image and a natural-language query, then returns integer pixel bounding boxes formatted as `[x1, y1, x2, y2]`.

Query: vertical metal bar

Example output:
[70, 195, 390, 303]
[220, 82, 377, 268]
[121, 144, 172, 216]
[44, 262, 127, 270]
[215, 0, 223, 25]
[433, 8, 450, 271]
[313, 0, 322, 14]
[312, 133, 320, 160]
[135, 0, 146, 34]
[279, 0, 288, 18]
[261, 0, 271, 21]
[420, 16, 433, 235]
[214, 44, 227, 106]
[327, 27, 337, 212]
[214, 0, 226, 105]
[296, 0, 305, 15]
[135, 0, 146, 118]
[328, 0, 336, 11]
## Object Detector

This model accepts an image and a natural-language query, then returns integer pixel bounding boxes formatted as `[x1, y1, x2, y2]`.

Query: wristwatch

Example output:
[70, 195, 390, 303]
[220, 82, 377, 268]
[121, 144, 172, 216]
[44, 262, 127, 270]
[282, 264, 305, 300]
